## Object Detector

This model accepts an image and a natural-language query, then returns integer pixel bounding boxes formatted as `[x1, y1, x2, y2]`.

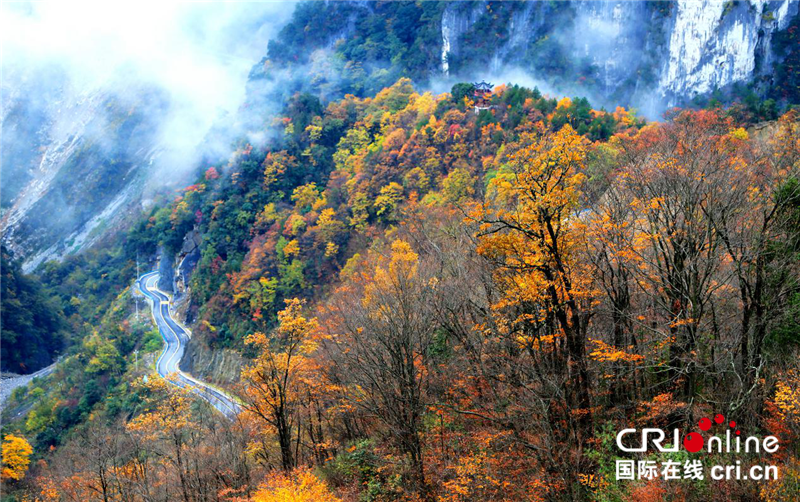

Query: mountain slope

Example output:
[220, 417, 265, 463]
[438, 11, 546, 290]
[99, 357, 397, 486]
[0, 80, 166, 272]
[3, 1, 798, 272]
[0, 246, 66, 373]
[11, 78, 800, 502]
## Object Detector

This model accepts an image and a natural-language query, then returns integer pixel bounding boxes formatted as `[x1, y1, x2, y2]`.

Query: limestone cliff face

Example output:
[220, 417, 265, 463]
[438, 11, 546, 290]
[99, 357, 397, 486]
[439, 0, 798, 110]
[157, 246, 174, 294]
[657, 0, 796, 101]
[179, 340, 243, 386]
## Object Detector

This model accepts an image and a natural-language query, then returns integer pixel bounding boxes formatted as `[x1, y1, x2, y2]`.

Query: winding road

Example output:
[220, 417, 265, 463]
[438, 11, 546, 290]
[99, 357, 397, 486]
[136, 272, 240, 419]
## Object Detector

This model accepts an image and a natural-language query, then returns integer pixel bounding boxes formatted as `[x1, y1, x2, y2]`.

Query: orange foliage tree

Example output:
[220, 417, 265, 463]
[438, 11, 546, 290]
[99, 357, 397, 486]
[476, 124, 593, 446]
[241, 299, 320, 471]
[251, 467, 341, 502]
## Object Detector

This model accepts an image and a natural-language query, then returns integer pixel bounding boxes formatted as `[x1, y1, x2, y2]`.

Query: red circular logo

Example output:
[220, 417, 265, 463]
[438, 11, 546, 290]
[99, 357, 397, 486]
[683, 432, 704, 453]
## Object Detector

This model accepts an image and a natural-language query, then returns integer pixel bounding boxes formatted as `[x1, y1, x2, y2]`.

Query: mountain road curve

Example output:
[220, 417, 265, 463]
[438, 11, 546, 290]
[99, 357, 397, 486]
[136, 271, 241, 419]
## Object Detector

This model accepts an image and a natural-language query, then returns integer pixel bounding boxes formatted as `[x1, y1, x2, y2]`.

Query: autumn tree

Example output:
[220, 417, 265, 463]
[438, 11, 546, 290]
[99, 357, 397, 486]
[609, 110, 800, 421]
[585, 184, 640, 404]
[35, 423, 143, 502]
[614, 111, 734, 405]
[251, 467, 341, 502]
[2, 434, 33, 481]
[127, 377, 199, 502]
[241, 299, 319, 471]
[34, 390, 251, 502]
[321, 239, 439, 491]
[700, 112, 800, 410]
[476, 124, 593, 446]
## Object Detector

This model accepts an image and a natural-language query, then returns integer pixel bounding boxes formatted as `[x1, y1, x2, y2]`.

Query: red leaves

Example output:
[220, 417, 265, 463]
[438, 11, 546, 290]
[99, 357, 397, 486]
[204, 166, 220, 180]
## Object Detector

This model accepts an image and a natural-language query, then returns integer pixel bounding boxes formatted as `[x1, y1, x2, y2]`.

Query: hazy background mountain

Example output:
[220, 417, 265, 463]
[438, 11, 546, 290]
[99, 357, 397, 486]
[1, 1, 295, 270]
[259, 0, 799, 112]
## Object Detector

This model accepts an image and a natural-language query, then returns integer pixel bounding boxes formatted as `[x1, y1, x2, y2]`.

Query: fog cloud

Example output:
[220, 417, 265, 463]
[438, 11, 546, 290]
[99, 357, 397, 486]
[1, 0, 295, 181]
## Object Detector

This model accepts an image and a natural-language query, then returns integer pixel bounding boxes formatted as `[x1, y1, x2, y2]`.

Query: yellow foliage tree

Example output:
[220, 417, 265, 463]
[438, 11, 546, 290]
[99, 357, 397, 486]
[251, 467, 341, 502]
[242, 299, 320, 471]
[291, 182, 322, 212]
[315, 208, 344, 243]
[126, 377, 196, 502]
[476, 124, 592, 443]
[375, 182, 404, 221]
[1, 434, 33, 481]
[775, 371, 800, 423]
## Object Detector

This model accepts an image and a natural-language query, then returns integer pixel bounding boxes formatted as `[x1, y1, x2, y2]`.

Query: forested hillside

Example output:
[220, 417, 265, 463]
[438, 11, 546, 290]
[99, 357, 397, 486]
[0, 246, 66, 373]
[3, 77, 799, 501]
[138, 80, 632, 350]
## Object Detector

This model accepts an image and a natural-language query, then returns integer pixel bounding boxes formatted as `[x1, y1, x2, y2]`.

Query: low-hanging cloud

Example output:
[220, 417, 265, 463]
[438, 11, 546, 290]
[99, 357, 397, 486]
[1, 0, 295, 183]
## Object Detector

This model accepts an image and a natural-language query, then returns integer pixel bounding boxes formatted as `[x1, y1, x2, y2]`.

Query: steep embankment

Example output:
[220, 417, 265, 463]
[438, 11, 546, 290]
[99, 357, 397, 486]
[0, 361, 59, 411]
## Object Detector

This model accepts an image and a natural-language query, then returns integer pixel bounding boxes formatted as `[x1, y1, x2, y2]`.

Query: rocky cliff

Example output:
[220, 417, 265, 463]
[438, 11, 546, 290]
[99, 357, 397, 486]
[1, 75, 165, 272]
[440, 0, 798, 111]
